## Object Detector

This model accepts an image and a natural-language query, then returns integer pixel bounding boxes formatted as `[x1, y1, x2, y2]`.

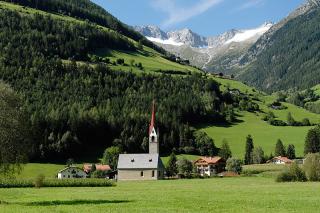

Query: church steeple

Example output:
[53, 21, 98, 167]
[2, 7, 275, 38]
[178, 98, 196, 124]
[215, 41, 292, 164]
[149, 100, 159, 154]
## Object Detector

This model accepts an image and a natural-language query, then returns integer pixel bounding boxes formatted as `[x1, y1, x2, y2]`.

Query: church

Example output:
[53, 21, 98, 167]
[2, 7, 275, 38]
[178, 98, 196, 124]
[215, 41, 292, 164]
[117, 101, 165, 181]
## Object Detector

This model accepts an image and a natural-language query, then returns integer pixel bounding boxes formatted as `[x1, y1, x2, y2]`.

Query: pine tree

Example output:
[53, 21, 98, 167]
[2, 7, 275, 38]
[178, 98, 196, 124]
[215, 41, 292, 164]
[286, 144, 296, 159]
[219, 139, 232, 160]
[304, 126, 320, 154]
[244, 135, 254, 165]
[275, 139, 286, 157]
[252, 147, 265, 164]
[166, 152, 178, 177]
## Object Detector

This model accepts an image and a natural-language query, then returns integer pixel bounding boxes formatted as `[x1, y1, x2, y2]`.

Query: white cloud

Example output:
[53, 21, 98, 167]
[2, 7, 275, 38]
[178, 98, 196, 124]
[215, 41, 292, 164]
[236, 0, 265, 11]
[151, 0, 223, 28]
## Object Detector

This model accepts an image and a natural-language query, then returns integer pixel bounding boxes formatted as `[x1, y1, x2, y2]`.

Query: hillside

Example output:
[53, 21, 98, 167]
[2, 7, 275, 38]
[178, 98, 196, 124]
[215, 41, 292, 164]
[198, 75, 320, 158]
[0, 0, 223, 162]
[238, 0, 320, 92]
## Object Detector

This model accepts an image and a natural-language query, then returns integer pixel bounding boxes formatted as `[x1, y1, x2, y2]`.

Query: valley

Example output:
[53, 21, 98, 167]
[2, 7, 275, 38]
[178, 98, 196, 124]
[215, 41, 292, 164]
[1, 0, 320, 212]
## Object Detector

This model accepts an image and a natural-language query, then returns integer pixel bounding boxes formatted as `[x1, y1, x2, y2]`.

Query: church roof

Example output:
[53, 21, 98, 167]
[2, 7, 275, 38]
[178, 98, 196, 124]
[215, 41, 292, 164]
[117, 154, 164, 169]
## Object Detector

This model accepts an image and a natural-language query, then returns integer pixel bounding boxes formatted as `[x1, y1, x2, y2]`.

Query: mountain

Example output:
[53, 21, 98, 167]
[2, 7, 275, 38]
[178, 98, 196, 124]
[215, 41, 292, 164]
[0, 0, 227, 161]
[238, 0, 320, 92]
[134, 23, 272, 72]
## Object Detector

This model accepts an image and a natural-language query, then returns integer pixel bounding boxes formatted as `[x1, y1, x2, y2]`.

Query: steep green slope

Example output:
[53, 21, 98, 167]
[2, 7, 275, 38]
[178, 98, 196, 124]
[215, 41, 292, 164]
[0, 1, 221, 162]
[199, 75, 320, 158]
[238, 3, 320, 92]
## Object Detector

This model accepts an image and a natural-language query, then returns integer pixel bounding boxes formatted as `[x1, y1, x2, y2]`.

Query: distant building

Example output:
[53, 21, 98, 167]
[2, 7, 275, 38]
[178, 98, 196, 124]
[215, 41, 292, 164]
[83, 164, 111, 174]
[268, 156, 293, 165]
[57, 166, 87, 179]
[194, 157, 226, 177]
[117, 101, 165, 181]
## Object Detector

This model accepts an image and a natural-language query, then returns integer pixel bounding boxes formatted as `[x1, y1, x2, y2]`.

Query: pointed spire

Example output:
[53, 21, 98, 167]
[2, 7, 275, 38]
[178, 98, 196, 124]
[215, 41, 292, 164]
[149, 100, 156, 135]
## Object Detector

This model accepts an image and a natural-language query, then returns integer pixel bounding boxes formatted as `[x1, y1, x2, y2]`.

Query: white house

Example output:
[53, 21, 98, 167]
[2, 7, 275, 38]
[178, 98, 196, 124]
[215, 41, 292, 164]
[194, 157, 226, 177]
[268, 156, 293, 165]
[57, 166, 87, 179]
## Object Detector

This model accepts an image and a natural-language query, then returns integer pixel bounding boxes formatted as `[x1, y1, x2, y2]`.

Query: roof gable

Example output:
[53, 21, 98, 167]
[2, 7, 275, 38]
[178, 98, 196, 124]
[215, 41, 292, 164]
[117, 154, 164, 169]
[194, 157, 224, 165]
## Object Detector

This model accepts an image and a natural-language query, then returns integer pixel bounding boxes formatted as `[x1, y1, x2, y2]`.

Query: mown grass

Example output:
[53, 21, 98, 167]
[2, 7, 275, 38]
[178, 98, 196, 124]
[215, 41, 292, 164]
[0, 176, 320, 212]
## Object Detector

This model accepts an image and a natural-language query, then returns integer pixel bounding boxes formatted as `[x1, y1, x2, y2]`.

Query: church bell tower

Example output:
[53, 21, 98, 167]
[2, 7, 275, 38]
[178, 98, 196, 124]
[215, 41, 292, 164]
[149, 101, 159, 154]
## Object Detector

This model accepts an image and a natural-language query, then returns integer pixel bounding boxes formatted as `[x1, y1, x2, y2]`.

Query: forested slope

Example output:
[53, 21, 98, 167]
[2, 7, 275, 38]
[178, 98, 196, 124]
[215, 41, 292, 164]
[0, 1, 227, 161]
[239, 3, 320, 92]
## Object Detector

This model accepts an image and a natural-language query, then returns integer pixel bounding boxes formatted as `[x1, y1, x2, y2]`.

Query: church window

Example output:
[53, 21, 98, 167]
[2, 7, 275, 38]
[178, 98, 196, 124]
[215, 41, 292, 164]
[151, 136, 155, 142]
[152, 170, 155, 177]
[149, 159, 152, 162]
[140, 171, 144, 177]
[131, 159, 135, 162]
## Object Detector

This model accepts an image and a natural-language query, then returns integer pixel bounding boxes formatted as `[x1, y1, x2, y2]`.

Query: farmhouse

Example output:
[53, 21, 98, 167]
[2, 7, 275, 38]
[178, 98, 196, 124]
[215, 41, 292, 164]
[57, 166, 87, 179]
[194, 157, 226, 177]
[117, 101, 165, 181]
[268, 156, 293, 165]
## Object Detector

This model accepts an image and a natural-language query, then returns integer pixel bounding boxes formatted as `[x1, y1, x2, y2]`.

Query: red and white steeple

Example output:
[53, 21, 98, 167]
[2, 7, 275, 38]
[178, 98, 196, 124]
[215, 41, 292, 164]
[149, 100, 159, 154]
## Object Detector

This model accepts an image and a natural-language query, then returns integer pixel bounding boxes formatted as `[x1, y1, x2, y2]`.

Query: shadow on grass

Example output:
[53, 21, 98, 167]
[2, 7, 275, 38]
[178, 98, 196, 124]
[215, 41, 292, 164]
[0, 200, 132, 206]
[196, 115, 245, 129]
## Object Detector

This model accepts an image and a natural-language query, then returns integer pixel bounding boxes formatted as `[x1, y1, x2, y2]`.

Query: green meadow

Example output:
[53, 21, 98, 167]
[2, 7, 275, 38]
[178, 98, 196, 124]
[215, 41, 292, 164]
[199, 76, 320, 158]
[94, 48, 200, 74]
[1, 175, 320, 213]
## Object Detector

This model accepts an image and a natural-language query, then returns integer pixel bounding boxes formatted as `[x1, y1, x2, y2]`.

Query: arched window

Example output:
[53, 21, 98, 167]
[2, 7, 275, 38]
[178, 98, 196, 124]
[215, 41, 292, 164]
[140, 171, 144, 177]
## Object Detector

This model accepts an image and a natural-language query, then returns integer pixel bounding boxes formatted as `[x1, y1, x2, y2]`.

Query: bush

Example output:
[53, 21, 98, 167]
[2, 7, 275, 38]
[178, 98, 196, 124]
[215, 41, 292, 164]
[34, 174, 45, 188]
[226, 158, 242, 174]
[269, 119, 287, 126]
[177, 158, 193, 178]
[91, 170, 107, 178]
[303, 153, 320, 181]
[276, 163, 307, 182]
[0, 178, 115, 188]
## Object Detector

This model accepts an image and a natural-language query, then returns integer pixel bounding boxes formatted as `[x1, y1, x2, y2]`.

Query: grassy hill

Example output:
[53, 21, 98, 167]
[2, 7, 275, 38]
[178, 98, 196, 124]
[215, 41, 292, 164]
[197, 75, 320, 158]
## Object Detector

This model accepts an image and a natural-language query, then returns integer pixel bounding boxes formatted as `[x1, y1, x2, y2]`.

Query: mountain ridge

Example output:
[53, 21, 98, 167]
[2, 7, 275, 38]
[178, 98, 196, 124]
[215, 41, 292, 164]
[134, 23, 272, 71]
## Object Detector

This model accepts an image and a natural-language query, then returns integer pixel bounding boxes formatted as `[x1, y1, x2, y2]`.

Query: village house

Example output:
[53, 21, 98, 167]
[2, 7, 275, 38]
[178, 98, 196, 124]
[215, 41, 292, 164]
[57, 166, 87, 179]
[194, 157, 226, 177]
[117, 101, 165, 181]
[268, 156, 293, 165]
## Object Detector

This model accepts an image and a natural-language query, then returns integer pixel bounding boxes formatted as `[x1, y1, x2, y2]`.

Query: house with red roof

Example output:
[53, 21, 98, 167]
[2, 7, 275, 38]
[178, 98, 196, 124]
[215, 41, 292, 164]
[268, 156, 293, 165]
[83, 164, 111, 174]
[194, 156, 226, 177]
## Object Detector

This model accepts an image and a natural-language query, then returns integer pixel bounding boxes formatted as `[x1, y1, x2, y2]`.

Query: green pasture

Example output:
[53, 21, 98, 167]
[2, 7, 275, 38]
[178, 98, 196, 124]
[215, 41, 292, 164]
[201, 111, 314, 158]
[95, 49, 200, 74]
[1, 176, 320, 212]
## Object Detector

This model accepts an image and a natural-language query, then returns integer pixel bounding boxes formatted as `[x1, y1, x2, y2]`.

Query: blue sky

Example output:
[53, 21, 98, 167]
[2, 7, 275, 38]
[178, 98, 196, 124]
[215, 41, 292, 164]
[92, 0, 305, 36]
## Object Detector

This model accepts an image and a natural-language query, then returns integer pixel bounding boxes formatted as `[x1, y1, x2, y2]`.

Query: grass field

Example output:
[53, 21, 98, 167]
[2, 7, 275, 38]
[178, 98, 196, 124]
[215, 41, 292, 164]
[198, 76, 320, 158]
[94, 48, 200, 74]
[1, 176, 320, 212]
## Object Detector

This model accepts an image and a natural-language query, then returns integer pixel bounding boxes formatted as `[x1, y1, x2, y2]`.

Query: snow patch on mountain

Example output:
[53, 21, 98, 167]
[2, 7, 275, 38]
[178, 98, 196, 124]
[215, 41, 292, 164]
[146, 36, 184, 46]
[225, 23, 272, 44]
